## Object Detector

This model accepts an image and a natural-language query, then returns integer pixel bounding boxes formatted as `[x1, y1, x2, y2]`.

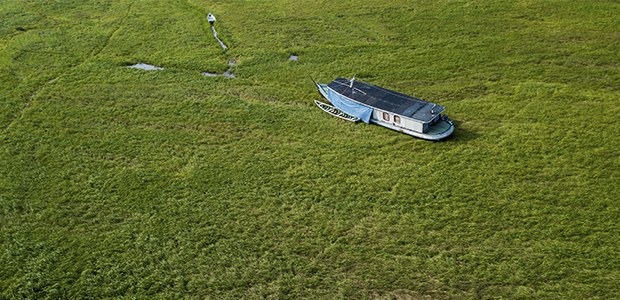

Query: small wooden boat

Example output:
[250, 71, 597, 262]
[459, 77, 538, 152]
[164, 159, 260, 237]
[314, 99, 360, 122]
[313, 77, 454, 141]
[207, 13, 216, 24]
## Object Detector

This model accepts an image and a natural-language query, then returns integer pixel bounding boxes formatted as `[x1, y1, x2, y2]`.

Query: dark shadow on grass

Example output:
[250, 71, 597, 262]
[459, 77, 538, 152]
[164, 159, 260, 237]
[435, 119, 478, 143]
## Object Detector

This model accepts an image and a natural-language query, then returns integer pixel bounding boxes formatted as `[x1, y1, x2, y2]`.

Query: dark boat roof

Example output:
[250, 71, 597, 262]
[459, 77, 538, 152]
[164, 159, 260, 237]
[327, 78, 444, 122]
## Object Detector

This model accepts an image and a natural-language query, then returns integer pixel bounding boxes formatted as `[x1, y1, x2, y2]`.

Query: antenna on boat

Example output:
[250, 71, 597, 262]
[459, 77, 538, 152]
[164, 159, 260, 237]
[309, 75, 318, 86]
[349, 75, 356, 99]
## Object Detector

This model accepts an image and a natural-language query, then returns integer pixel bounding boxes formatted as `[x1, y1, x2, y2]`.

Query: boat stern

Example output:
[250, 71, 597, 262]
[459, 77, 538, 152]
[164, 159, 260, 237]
[422, 115, 454, 140]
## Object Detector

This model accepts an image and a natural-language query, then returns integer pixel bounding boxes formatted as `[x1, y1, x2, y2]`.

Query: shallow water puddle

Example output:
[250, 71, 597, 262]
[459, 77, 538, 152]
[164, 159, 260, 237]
[128, 63, 163, 71]
[202, 59, 236, 78]
[223, 71, 235, 78]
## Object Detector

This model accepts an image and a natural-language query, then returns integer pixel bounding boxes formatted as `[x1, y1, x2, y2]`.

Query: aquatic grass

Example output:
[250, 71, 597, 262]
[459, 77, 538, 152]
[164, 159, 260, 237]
[1, 0, 619, 298]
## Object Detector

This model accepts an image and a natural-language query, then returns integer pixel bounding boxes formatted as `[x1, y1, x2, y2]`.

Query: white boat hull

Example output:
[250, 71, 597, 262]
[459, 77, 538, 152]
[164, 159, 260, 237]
[370, 118, 454, 141]
[314, 81, 454, 141]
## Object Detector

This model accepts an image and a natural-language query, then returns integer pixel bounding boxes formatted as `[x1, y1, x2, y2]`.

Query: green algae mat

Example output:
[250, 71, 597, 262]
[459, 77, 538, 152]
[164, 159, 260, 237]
[1, 0, 619, 298]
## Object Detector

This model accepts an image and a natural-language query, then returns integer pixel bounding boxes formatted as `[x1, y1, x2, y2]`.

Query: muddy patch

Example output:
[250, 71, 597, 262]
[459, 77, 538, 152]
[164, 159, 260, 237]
[128, 63, 163, 71]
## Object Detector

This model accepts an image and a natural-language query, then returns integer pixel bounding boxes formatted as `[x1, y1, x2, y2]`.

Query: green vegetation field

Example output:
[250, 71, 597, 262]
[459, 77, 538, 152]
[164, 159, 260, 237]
[1, 0, 619, 298]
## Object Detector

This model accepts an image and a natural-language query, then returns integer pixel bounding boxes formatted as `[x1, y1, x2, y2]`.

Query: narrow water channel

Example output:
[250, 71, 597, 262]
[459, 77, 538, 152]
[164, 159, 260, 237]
[211, 26, 227, 50]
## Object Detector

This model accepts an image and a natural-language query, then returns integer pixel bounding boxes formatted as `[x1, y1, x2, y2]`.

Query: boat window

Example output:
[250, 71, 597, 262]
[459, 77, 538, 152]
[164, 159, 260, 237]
[394, 115, 400, 124]
[383, 112, 390, 121]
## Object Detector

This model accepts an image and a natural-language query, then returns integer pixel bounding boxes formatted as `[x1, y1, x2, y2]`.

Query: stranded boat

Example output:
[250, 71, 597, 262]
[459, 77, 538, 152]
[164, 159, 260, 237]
[207, 13, 216, 24]
[313, 77, 454, 141]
